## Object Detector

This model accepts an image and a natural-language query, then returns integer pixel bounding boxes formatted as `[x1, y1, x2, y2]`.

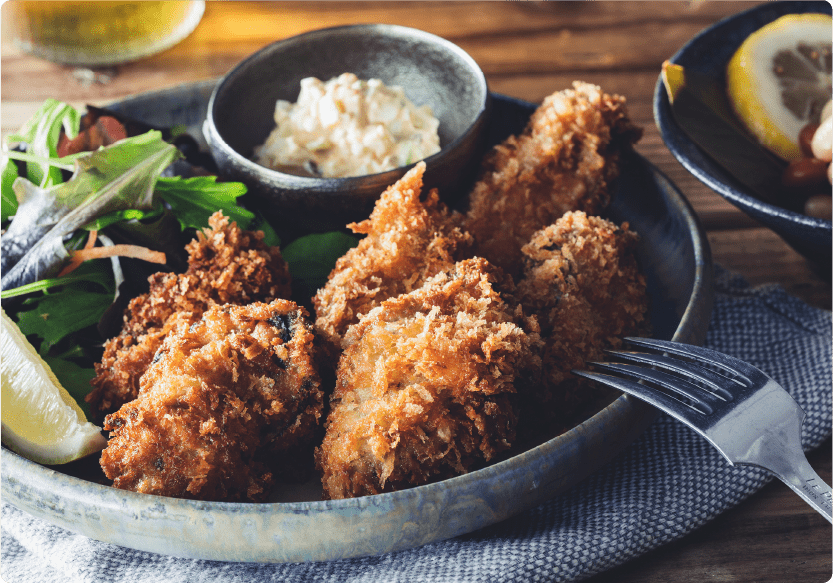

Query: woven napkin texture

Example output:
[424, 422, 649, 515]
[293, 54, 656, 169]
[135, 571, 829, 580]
[3, 267, 831, 583]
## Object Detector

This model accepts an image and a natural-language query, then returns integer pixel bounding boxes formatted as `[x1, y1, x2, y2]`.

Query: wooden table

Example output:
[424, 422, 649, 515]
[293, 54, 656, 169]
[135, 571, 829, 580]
[2, 2, 830, 581]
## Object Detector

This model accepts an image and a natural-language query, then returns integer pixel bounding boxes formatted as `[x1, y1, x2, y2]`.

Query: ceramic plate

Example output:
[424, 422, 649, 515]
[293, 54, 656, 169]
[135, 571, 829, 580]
[1, 83, 714, 562]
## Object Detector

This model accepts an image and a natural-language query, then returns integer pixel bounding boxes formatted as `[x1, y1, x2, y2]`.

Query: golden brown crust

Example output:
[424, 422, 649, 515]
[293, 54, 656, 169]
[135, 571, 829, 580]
[515, 211, 649, 435]
[312, 161, 473, 364]
[464, 82, 642, 277]
[100, 300, 323, 502]
[87, 212, 292, 417]
[316, 257, 541, 499]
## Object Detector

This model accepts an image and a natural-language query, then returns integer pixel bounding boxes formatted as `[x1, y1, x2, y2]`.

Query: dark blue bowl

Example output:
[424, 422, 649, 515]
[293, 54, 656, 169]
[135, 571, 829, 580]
[654, 1, 832, 273]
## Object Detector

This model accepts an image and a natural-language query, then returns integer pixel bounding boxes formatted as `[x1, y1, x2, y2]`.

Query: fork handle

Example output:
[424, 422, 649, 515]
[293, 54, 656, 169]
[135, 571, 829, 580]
[772, 455, 833, 524]
[748, 435, 833, 524]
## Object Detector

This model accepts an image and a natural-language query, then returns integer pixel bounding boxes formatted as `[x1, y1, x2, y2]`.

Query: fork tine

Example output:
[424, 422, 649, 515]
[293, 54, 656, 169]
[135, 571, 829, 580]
[587, 361, 728, 415]
[572, 369, 709, 428]
[605, 349, 737, 401]
[622, 337, 769, 385]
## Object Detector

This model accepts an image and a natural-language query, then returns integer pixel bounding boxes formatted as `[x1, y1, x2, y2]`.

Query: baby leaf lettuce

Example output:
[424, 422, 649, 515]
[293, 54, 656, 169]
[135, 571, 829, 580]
[16, 288, 114, 352]
[73, 177, 255, 234]
[154, 176, 252, 231]
[0, 99, 359, 422]
[42, 354, 97, 421]
[0, 265, 113, 300]
[247, 212, 281, 248]
[1, 155, 20, 222]
[1, 131, 181, 291]
[281, 231, 359, 304]
[4, 98, 81, 189]
[9, 260, 115, 422]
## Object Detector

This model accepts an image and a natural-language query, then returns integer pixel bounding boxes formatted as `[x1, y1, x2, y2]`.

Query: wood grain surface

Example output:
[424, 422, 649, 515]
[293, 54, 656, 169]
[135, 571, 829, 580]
[2, 2, 831, 581]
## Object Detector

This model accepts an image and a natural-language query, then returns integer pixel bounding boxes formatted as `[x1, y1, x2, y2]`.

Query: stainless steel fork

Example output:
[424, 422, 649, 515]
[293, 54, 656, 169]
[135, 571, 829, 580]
[573, 337, 833, 523]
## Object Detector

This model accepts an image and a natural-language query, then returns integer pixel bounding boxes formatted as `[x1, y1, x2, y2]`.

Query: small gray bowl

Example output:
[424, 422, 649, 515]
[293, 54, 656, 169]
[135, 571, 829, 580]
[204, 24, 491, 235]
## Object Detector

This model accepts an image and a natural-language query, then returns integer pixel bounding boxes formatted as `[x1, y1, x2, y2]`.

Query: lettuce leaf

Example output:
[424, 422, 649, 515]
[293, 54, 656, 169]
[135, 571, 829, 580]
[1, 131, 181, 291]
[15, 287, 113, 353]
[282, 231, 359, 301]
[154, 175, 252, 231]
[4, 99, 81, 189]
[246, 211, 281, 247]
[81, 203, 165, 232]
[0, 263, 114, 300]
[42, 354, 97, 421]
[1, 155, 20, 223]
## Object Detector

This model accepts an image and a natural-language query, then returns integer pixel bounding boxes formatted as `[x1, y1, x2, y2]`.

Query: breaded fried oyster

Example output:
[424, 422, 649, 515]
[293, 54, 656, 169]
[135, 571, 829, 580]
[312, 161, 472, 363]
[464, 82, 642, 277]
[316, 257, 541, 500]
[100, 300, 323, 502]
[87, 212, 292, 418]
[516, 211, 649, 432]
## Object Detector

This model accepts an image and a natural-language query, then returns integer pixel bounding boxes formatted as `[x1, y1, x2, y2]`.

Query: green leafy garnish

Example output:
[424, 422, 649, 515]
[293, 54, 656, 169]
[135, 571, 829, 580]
[16, 288, 113, 353]
[2, 131, 181, 291]
[282, 231, 359, 294]
[1, 98, 304, 420]
[4, 149, 75, 172]
[0, 267, 113, 299]
[4, 98, 81, 189]
[154, 175, 252, 231]
[81, 203, 165, 232]
[247, 211, 281, 247]
[41, 354, 97, 421]
[1, 155, 19, 222]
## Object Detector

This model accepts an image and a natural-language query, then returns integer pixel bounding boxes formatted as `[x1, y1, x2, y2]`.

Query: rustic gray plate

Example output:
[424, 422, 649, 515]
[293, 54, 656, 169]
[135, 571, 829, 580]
[1, 81, 714, 563]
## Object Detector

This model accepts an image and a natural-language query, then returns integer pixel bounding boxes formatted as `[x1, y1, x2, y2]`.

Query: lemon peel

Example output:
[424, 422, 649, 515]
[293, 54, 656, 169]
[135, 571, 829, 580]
[727, 13, 832, 161]
[1, 308, 107, 465]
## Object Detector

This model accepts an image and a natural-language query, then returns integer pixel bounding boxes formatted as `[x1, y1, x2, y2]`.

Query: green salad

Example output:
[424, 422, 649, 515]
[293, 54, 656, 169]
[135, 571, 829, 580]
[1, 99, 358, 420]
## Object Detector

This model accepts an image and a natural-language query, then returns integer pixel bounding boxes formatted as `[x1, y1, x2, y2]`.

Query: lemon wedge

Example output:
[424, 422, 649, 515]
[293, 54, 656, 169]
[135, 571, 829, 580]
[727, 13, 832, 161]
[1, 308, 107, 465]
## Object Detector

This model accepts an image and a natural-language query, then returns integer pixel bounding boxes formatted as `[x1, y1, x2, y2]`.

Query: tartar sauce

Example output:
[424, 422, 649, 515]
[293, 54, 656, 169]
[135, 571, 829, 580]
[253, 73, 441, 178]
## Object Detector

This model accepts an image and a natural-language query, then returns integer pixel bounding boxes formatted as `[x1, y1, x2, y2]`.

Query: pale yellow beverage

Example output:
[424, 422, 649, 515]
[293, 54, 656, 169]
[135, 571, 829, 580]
[6, 0, 205, 66]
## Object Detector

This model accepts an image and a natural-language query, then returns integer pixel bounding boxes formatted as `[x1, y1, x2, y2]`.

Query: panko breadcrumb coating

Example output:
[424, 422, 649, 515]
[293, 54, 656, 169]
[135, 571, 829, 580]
[87, 212, 292, 418]
[316, 257, 541, 500]
[100, 300, 323, 502]
[312, 161, 472, 363]
[464, 82, 642, 277]
[516, 211, 649, 434]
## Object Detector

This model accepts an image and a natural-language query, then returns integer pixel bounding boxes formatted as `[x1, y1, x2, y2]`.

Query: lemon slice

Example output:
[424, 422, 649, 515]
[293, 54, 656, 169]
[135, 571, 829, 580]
[1, 308, 107, 464]
[727, 13, 832, 161]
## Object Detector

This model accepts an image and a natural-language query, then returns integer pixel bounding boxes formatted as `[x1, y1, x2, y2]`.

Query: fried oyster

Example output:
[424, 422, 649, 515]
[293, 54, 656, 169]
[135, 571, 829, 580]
[312, 161, 472, 364]
[87, 212, 292, 418]
[100, 300, 323, 502]
[316, 257, 541, 500]
[464, 81, 642, 277]
[516, 211, 649, 433]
